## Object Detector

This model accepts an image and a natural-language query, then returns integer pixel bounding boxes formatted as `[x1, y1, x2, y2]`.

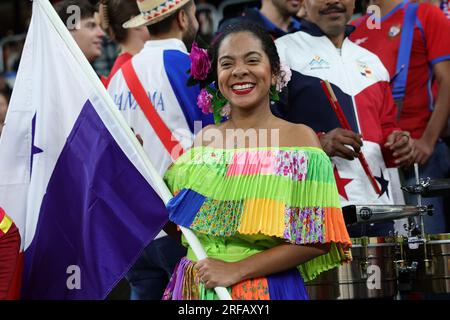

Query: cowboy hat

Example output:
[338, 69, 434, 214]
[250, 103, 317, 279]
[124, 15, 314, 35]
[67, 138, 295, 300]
[123, 0, 191, 29]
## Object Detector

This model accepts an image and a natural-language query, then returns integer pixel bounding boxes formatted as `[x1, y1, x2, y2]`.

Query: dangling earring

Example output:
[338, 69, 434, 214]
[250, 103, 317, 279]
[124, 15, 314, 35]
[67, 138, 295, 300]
[269, 85, 280, 102]
[208, 87, 229, 124]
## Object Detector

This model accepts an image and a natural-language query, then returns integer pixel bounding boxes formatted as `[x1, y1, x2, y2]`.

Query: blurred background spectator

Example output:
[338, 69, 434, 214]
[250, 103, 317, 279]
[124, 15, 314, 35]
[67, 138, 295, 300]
[0, 83, 12, 137]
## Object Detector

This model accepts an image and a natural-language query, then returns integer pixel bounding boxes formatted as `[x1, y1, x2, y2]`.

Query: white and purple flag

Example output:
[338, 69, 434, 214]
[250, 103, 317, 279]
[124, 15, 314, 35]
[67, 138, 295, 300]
[0, 0, 169, 299]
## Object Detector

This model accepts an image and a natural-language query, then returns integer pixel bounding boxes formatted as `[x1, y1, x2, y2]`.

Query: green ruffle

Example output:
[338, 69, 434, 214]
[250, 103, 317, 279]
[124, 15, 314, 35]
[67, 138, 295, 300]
[165, 146, 341, 208]
[298, 242, 347, 282]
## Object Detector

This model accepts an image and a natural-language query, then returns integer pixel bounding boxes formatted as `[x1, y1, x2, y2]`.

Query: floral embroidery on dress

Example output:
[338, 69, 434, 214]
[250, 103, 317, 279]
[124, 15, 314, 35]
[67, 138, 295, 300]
[273, 150, 308, 181]
[190, 198, 244, 236]
[231, 277, 270, 300]
[283, 206, 325, 243]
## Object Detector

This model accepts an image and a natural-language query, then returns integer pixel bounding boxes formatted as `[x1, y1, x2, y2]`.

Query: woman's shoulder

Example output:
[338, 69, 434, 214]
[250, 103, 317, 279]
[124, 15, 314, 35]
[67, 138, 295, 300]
[274, 118, 322, 149]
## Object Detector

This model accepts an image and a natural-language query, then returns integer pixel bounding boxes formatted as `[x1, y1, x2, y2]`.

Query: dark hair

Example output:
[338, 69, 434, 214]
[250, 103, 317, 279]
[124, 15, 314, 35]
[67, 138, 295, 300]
[54, 0, 96, 26]
[102, 0, 140, 43]
[208, 22, 281, 83]
[146, 0, 193, 36]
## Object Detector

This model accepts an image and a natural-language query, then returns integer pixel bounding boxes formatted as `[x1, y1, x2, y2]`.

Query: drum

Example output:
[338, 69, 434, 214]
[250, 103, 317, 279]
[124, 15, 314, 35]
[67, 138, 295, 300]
[402, 233, 450, 294]
[306, 236, 400, 299]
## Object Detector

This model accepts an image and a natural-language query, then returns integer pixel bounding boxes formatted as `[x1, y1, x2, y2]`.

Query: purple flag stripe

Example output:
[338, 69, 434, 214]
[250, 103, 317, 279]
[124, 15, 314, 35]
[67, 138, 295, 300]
[23, 100, 168, 299]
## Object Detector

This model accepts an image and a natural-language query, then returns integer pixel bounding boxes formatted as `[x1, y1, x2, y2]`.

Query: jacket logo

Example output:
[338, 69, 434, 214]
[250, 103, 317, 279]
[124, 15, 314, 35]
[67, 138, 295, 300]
[309, 56, 330, 70]
[357, 61, 373, 78]
[388, 25, 401, 38]
[354, 37, 368, 45]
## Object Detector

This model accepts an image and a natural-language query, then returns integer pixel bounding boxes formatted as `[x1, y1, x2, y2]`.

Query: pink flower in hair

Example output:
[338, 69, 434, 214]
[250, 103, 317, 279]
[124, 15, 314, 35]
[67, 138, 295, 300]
[189, 42, 211, 81]
[197, 89, 213, 114]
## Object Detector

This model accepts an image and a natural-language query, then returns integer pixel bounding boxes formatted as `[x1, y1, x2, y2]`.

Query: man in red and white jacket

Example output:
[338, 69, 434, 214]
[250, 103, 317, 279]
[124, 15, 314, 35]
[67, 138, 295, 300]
[351, 0, 450, 233]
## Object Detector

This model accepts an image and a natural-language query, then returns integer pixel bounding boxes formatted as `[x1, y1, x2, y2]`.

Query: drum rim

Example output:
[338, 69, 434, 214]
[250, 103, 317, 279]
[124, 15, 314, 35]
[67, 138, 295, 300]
[426, 233, 450, 242]
[350, 236, 401, 246]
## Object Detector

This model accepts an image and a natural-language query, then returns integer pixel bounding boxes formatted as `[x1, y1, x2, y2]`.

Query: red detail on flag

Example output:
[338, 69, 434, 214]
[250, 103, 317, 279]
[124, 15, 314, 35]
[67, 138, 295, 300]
[333, 165, 353, 201]
[121, 61, 184, 160]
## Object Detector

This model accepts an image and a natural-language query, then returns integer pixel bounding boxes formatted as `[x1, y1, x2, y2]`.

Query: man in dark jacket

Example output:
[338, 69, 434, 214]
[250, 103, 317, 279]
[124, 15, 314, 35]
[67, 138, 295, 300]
[219, 0, 302, 39]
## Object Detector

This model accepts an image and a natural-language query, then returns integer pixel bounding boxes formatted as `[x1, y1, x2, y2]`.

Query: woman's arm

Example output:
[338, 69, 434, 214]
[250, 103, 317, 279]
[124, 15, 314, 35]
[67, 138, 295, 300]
[195, 242, 330, 289]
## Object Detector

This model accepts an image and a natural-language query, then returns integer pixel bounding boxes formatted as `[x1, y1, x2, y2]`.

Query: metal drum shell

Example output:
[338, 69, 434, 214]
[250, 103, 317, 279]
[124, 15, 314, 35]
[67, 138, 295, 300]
[306, 236, 399, 300]
[404, 233, 450, 294]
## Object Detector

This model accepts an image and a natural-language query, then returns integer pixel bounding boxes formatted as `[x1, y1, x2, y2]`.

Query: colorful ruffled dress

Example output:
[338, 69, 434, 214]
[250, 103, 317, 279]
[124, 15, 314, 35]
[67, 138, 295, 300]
[162, 146, 352, 300]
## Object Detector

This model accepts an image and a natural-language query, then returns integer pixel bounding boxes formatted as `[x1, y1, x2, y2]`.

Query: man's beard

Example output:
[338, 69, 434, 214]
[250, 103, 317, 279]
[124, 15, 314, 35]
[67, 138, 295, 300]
[182, 20, 197, 51]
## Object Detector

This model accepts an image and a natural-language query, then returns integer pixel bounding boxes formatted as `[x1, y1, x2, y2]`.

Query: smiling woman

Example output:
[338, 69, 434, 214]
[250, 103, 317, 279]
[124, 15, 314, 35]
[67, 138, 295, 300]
[216, 34, 273, 110]
[161, 23, 352, 300]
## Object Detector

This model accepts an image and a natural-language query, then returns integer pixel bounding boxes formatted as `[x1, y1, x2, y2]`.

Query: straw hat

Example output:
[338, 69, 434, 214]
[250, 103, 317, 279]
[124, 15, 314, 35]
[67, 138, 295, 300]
[123, 0, 191, 29]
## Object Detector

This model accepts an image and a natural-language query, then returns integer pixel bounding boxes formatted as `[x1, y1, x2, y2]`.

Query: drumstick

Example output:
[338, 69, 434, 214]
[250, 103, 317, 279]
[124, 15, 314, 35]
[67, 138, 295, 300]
[320, 80, 382, 196]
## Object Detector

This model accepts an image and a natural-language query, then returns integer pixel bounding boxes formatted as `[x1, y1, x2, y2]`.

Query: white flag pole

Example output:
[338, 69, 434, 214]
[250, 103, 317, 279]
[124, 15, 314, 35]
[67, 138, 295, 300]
[36, 0, 231, 300]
